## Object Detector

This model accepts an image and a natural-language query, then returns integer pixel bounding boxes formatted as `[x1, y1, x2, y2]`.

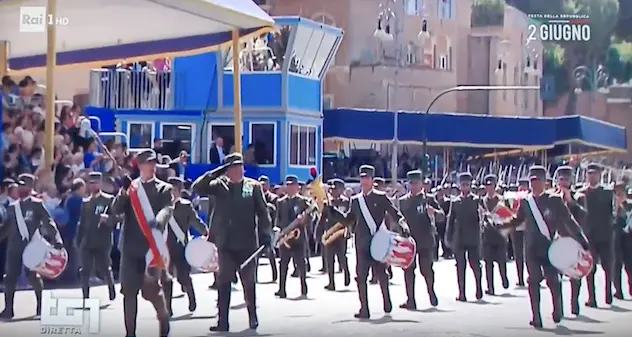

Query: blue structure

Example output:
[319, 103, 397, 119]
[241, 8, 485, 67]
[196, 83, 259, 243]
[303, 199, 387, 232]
[87, 17, 343, 183]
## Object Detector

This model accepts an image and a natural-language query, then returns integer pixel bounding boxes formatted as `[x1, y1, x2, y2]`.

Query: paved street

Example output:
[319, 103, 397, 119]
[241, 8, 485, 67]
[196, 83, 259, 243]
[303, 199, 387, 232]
[2, 255, 631, 337]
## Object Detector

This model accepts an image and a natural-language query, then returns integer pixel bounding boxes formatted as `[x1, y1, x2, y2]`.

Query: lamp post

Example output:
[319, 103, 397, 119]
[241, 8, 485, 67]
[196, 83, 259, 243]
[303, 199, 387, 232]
[374, 0, 429, 183]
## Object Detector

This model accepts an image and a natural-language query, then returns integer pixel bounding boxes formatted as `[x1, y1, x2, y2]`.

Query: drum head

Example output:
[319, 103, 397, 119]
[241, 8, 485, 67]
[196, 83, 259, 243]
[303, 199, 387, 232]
[370, 228, 393, 262]
[40, 248, 69, 279]
[185, 237, 216, 269]
[22, 239, 49, 270]
[548, 237, 581, 272]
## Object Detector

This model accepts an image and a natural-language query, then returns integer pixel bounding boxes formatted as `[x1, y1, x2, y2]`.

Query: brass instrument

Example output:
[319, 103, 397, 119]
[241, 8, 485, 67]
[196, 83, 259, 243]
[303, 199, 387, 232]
[275, 175, 327, 248]
[321, 222, 348, 246]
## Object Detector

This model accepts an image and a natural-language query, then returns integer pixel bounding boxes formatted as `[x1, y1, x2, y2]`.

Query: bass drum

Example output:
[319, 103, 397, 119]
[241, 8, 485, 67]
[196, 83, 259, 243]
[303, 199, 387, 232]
[370, 226, 416, 269]
[548, 237, 593, 279]
[185, 237, 219, 272]
[22, 236, 68, 279]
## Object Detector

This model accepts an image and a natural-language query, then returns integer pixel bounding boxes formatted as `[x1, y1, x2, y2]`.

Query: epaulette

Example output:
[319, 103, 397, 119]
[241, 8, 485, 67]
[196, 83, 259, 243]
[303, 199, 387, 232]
[244, 177, 260, 186]
[277, 195, 289, 202]
[29, 196, 43, 203]
[373, 189, 387, 196]
[178, 198, 191, 205]
[82, 196, 92, 202]
[548, 189, 563, 198]
[101, 192, 114, 199]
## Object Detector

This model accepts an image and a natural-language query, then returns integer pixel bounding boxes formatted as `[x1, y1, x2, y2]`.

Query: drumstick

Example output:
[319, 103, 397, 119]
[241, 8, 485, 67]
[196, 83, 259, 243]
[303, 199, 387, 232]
[240, 245, 266, 270]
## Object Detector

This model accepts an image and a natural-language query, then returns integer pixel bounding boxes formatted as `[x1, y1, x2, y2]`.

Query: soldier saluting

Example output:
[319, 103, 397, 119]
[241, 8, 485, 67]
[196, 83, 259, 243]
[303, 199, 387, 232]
[480, 174, 509, 295]
[111, 149, 174, 337]
[398, 170, 442, 309]
[162, 176, 208, 317]
[501, 165, 588, 328]
[445, 172, 484, 301]
[0, 173, 64, 319]
[323, 178, 351, 291]
[342, 165, 409, 319]
[76, 172, 117, 303]
[191, 153, 271, 332]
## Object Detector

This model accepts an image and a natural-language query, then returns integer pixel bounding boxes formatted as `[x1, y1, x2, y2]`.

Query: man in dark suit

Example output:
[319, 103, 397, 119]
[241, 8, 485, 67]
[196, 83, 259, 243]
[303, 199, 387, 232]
[191, 153, 271, 332]
[209, 136, 227, 164]
[343, 165, 409, 319]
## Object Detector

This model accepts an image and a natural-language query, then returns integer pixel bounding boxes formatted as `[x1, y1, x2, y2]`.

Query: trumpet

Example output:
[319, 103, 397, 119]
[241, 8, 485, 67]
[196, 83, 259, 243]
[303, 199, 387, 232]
[321, 222, 347, 246]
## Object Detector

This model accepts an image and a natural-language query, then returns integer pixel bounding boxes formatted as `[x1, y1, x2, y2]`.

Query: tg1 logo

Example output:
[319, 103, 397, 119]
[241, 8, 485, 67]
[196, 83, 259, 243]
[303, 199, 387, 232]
[40, 292, 100, 335]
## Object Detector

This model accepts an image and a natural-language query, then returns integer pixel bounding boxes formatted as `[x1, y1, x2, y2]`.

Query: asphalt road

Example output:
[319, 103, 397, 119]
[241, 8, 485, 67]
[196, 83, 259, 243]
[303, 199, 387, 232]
[1, 255, 631, 337]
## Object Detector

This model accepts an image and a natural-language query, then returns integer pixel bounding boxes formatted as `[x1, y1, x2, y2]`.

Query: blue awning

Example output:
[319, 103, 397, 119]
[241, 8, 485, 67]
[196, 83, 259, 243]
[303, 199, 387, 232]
[554, 115, 627, 152]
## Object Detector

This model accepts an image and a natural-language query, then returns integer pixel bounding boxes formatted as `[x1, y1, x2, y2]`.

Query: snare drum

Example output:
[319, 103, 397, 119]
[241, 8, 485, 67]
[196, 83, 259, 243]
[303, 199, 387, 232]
[185, 237, 219, 272]
[22, 236, 68, 279]
[548, 237, 593, 279]
[370, 227, 416, 269]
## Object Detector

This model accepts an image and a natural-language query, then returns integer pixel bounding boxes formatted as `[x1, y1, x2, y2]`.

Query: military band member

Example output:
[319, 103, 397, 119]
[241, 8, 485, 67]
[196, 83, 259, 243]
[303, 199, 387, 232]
[111, 149, 173, 336]
[0, 174, 63, 318]
[76, 172, 117, 302]
[613, 181, 632, 298]
[343, 165, 409, 319]
[191, 153, 271, 331]
[275, 175, 313, 298]
[257, 176, 279, 282]
[161, 177, 209, 316]
[511, 178, 530, 287]
[502, 166, 588, 328]
[323, 178, 351, 290]
[435, 185, 453, 259]
[399, 170, 442, 309]
[573, 163, 615, 307]
[480, 174, 509, 295]
[373, 177, 394, 281]
[446, 172, 484, 301]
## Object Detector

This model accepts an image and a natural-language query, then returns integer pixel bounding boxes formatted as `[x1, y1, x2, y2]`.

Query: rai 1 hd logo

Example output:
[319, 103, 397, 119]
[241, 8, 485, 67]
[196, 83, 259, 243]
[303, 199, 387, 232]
[527, 13, 591, 44]
[19, 6, 69, 33]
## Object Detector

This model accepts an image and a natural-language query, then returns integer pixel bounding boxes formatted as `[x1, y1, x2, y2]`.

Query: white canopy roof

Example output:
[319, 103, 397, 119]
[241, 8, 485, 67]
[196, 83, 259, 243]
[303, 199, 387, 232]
[0, 0, 274, 70]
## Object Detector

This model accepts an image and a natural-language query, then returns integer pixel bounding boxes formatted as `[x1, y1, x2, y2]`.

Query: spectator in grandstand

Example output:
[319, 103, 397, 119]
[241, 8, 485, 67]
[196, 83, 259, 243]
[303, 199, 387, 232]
[209, 135, 227, 164]
[169, 150, 189, 179]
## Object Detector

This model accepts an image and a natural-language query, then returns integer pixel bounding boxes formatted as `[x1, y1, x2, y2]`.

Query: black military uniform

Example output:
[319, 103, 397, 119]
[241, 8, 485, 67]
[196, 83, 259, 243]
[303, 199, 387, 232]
[76, 172, 117, 302]
[446, 172, 483, 301]
[257, 175, 278, 283]
[0, 174, 63, 318]
[274, 175, 312, 297]
[111, 149, 173, 336]
[511, 178, 530, 286]
[613, 181, 632, 298]
[435, 185, 453, 259]
[343, 165, 409, 319]
[399, 170, 442, 309]
[323, 178, 351, 290]
[191, 153, 271, 331]
[504, 166, 588, 328]
[161, 177, 208, 316]
[480, 174, 509, 295]
[573, 163, 615, 307]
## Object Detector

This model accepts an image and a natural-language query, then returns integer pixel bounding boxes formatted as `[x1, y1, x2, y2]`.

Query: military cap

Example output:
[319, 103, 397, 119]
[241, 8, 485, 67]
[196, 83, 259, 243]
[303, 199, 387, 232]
[484, 174, 497, 186]
[88, 171, 103, 182]
[298, 181, 306, 187]
[406, 170, 423, 181]
[373, 177, 386, 186]
[328, 178, 345, 189]
[181, 189, 192, 199]
[478, 184, 485, 190]
[528, 165, 547, 180]
[258, 175, 270, 183]
[586, 163, 602, 173]
[223, 152, 244, 167]
[168, 176, 185, 188]
[614, 180, 627, 189]
[18, 173, 35, 187]
[136, 149, 158, 165]
[457, 172, 472, 183]
[285, 175, 299, 185]
[555, 166, 573, 179]
[272, 185, 282, 191]
[423, 178, 432, 185]
[359, 165, 376, 178]
[2, 178, 15, 186]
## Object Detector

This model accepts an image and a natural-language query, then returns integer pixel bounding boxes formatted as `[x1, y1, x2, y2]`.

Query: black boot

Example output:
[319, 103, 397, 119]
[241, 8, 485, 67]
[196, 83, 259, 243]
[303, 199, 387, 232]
[163, 281, 174, 317]
[355, 278, 370, 319]
[186, 283, 197, 312]
[485, 261, 495, 295]
[211, 284, 231, 332]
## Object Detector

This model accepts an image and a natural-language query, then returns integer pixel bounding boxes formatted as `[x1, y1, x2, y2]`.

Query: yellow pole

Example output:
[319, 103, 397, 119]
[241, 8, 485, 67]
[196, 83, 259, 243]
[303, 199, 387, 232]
[0, 41, 8, 76]
[44, 0, 57, 168]
[231, 29, 243, 153]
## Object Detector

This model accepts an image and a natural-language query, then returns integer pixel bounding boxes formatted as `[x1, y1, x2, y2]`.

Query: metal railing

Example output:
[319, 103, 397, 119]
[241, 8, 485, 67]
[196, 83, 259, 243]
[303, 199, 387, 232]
[89, 69, 173, 110]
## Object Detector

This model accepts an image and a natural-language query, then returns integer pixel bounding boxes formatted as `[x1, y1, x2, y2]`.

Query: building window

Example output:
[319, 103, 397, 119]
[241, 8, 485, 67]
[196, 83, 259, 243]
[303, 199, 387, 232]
[513, 66, 519, 106]
[406, 42, 417, 65]
[448, 46, 453, 70]
[405, 0, 422, 15]
[438, 0, 453, 19]
[502, 63, 508, 100]
[290, 124, 317, 166]
[249, 123, 276, 165]
[439, 55, 447, 69]
[523, 73, 529, 110]
[432, 45, 437, 68]
[323, 94, 334, 109]
[209, 124, 235, 157]
[160, 123, 194, 160]
[128, 122, 153, 150]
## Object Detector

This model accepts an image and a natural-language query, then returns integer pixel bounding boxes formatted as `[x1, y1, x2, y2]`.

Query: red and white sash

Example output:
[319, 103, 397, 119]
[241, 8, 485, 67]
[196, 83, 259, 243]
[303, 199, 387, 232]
[525, 193, 551, 240]
[356, 193, 385, 235]
[128, 179, 167, 268]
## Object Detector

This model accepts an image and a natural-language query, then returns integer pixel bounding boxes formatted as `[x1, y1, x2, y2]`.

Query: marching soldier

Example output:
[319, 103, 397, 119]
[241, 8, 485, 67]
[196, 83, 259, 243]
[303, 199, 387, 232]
[480, 174, 509, 295]
[613, 181, 632, 299]
[0, 173, 63, 318]
[573, 163, 615, 308]
[162, 177, 209, 316]
[257, 175, 278, 282]
[323, 178, 351, 291]
[275, 175, 313, 298]
[399, 170, 442, 309]
[191, 153, 271, 331]
[502, 165, 588, 328]
[446, 172, 484, 301]
[435, 185, 453, 259]
[511, 178, 530, 287]
[373, 177, 394, 281]
[76, 172, 117, 303]
[343, 165, 409, 319]
[111, 149, 173, 336]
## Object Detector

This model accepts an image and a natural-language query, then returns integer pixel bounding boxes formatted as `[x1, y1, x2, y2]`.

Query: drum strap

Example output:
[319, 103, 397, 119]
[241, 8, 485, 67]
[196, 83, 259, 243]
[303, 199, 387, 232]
[128, 179, 166, 268]
[526, 194, 551, 240]
[13, 201, 30, 241]
[168, 215, 187, 244]
[357, 194, 384, 235]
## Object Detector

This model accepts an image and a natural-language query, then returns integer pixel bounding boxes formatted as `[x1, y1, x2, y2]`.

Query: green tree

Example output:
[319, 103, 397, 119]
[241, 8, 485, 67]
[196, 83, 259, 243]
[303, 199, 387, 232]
[615, 0, 632, 41]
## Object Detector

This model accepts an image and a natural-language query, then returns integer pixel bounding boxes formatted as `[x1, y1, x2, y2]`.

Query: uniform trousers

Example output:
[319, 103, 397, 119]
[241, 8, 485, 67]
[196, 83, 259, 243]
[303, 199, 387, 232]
[279, 244, 307, 294]
[571, 238, 614, 306]
[526, 254, 562, 321]
[403, 248, 435, 305]
[2, 249, 43, 314]
[511, 231, 526, 284]
[614, 231, 632, 295]
[80, 247, 115, 299]
[454, 244, 482, 297]
[216, 248, 257, 327]
[160, 244, 196, 314]
[355, 249, 391, 313]
[325, 239, 349, 286]
[482, 241, 508, 292]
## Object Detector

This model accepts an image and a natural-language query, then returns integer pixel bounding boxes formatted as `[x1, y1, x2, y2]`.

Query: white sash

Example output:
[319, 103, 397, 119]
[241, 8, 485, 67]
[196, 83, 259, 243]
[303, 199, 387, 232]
[526, 194, 551, 240]
[13, 201, 30, 241]
[135, 180, 168, 242]
[167, 201, 187, 244]
[357, 193, 384, 235]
